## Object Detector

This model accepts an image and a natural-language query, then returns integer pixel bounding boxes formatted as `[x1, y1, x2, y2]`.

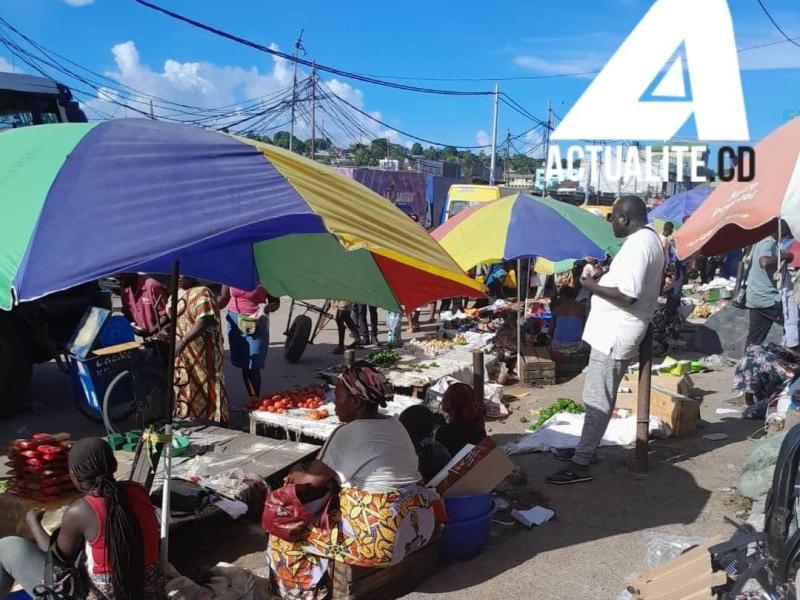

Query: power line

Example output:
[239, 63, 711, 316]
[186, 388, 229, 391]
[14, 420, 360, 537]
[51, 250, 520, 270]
[132, 0, 493, 96]
[754, 0, 800, 48]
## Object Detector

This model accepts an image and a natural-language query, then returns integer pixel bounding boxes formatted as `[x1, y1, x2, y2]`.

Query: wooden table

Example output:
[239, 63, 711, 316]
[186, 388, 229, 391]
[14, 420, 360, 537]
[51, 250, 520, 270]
[0, 427, 319, 538]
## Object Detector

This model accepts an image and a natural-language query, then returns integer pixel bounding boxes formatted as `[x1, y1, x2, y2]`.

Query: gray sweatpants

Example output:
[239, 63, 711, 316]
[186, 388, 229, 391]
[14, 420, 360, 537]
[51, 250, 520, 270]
[573, 348, 630, 467]
[0, 536, 46, 598]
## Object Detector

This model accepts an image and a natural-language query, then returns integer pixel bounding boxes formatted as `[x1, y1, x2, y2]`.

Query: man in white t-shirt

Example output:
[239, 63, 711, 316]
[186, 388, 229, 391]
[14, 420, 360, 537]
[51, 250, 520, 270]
[547, 196, 665, 485]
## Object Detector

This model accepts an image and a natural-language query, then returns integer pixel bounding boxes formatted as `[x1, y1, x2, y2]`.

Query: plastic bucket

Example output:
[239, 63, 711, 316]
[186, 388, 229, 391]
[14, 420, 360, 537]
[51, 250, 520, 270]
[443, 494, 494, 522]
[9, 590, 32, 600]
[441, 501, 496, 562]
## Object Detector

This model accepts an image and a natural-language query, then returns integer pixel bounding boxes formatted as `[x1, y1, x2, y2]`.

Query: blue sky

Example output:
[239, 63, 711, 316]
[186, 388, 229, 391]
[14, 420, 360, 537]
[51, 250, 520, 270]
[1, 0, 798, 151]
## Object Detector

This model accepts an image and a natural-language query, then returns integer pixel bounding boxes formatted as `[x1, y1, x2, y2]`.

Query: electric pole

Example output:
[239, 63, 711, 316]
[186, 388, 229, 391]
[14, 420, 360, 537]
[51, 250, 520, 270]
[310, 62, 317, 160]
[289, 29, 304, 153]
[149, 99, 154, 119]
[489, 83, 500, 185]
[541, 100, 552, 197]
[504, 129, 511, 184]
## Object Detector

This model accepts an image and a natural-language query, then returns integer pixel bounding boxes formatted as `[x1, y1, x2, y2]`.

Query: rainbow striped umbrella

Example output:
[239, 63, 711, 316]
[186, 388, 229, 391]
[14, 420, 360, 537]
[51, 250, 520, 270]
[0, 119, 482, 311]
[432, 192, 622, 269]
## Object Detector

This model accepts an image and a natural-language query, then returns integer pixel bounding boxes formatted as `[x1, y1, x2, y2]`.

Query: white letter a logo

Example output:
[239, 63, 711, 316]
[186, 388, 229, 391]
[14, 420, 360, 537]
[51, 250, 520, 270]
[551, 0, 749, 142]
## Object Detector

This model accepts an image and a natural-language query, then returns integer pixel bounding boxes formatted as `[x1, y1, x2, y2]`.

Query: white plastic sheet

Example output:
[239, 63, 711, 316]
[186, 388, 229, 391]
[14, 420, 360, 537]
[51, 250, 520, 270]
[505, 412, 669, 455]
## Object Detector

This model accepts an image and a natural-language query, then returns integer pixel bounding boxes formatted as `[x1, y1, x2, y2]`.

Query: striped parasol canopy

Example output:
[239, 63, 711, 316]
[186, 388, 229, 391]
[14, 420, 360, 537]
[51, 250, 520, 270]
[0, 119, 483, 311]
[432, 192, 622, 269]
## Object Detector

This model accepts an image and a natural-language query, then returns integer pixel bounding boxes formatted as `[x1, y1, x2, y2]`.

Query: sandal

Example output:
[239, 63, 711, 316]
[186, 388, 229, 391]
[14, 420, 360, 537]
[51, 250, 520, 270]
[545, 468, 593, 485]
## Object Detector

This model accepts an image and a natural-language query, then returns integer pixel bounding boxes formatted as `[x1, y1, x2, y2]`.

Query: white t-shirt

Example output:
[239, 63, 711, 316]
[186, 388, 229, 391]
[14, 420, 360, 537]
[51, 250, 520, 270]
[582, 227, 665, 360]
[320, 417, 421, 493]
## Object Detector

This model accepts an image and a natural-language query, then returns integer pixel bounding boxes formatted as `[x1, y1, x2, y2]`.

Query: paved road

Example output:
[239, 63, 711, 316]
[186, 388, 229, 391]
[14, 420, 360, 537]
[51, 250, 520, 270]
[0, 300, 416, 448]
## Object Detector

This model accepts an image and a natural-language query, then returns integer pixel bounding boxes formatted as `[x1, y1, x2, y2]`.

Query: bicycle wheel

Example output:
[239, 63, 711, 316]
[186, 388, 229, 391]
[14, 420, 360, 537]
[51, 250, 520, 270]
[103, 368, 167, 434]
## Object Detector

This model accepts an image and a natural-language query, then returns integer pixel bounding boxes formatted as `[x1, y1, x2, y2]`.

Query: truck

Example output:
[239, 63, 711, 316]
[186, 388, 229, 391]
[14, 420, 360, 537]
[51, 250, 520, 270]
[0, 71, 103, 412]
[440, 184, 502, 223]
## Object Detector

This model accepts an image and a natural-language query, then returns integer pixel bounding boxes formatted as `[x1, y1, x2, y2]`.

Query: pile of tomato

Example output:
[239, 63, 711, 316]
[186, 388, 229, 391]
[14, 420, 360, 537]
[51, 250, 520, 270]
[247, 385, 329, 416]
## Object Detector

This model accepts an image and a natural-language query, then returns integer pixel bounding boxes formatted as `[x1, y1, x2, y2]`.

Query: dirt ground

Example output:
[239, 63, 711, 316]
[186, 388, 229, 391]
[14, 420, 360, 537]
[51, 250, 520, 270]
[0, 303, 762, 600]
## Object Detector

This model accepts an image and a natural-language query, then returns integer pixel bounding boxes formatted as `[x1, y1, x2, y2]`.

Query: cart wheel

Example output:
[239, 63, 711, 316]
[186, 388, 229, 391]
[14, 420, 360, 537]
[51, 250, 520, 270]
[284, 315, 312, 363]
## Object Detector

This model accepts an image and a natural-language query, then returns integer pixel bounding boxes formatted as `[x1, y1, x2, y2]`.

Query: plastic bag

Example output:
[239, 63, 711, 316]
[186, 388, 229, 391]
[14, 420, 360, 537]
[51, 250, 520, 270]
[617, 532, 705, 600]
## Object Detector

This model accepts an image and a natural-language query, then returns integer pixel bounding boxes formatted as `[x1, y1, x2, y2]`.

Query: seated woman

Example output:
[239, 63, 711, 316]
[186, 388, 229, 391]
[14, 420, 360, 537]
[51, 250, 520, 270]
[550, 286, 586, 353]
[0, 437, 163, 600]
[267, 363, 437, 600]
[733, 343, 800, 409]
[399, 405, 452, 482]
[435, 383, 487, 456]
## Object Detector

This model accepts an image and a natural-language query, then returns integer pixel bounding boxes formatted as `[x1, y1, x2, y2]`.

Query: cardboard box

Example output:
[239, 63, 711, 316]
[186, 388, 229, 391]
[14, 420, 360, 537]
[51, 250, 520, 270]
[619, 373, 694, 398]
[427, 437, 514, 497]
[616, 385, 699, 437]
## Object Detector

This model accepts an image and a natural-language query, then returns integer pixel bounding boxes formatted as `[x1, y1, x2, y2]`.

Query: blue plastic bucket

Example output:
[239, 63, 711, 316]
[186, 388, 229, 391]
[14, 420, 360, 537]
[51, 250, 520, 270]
[9, 590, 32, 600]
[443, 494, 494, 522]
[441, 501, 496, 562]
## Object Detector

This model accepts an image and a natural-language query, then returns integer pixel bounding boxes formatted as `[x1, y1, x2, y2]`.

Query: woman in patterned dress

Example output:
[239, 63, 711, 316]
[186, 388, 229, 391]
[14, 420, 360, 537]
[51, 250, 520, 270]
[169, 276, 229, 424]
[266, 363, 437, 599]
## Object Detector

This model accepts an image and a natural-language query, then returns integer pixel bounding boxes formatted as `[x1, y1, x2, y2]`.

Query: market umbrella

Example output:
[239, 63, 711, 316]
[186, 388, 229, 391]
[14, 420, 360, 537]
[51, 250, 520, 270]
[675, 118, 800, 259]
[432, 192, 621, 377]
[648, 186, 713, 226]
[0, 118, 484, 566]
[432, 192, 622, 270]
[0, 119, 483, 312]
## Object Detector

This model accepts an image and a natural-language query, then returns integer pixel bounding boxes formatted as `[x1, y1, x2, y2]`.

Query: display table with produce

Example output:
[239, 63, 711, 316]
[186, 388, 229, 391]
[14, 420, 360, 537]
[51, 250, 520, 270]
[319, 342, 498, 397]
[249, 388, 424, 442]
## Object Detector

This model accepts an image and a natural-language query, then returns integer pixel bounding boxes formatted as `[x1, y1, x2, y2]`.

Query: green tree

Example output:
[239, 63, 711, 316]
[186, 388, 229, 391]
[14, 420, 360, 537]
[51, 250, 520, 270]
[353, 147, 372, 166]
[410, 142, 424, 156]
[272, 131, 306, 154]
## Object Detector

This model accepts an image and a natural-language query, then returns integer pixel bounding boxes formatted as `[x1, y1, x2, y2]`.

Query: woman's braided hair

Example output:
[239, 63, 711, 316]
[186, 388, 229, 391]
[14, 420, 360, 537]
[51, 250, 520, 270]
[68, 438, 145, 600]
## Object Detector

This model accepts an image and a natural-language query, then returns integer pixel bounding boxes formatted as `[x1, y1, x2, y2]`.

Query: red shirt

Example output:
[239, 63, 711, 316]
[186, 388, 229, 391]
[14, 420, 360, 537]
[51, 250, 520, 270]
[226, 286, 268, 316]
[120, 276, 167, 333]
[83, 482, 160, 574]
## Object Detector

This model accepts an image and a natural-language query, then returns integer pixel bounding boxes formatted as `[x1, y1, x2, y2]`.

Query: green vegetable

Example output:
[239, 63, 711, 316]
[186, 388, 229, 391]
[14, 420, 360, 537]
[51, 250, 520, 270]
[366, 349, 400, 368]
[528, 398, 585, 432]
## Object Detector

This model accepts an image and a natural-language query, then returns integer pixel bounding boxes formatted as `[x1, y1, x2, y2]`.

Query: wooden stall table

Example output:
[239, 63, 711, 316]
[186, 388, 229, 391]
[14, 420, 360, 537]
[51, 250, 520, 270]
[0, 426, 318, 536]
[249, 394, 424, 443]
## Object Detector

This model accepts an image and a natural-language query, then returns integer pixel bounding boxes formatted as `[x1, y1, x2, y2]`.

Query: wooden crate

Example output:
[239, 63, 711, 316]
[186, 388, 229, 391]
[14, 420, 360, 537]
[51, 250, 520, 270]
[330, 531, 441, 600]
[521, 345, 556, 386]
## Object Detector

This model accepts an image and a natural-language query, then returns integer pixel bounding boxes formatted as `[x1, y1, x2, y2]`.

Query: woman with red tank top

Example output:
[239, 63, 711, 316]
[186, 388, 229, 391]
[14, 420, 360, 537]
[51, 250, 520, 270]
[0, 438, 164, 600]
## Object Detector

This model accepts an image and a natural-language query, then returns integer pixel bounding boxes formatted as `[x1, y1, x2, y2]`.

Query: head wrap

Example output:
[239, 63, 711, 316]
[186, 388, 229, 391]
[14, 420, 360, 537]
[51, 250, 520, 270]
[338, 362, 393, 408]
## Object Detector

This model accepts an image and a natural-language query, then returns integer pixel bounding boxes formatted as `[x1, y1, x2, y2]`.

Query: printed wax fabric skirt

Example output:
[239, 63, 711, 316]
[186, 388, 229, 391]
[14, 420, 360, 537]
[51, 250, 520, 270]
[733, 343, 800, 403]
[87, 564, 166, 600]
[267, 485, 436, 600]
[226, 312, 269, 370]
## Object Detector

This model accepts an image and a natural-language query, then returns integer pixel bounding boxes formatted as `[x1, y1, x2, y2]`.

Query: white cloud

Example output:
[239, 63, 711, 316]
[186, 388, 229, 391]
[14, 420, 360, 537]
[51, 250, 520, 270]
[0, 56, 18, 73]
[80, 40, 399, 146]
[63, 0, 94, 6]
[475, 129, 491, 147]
[513, 52, 605, 77]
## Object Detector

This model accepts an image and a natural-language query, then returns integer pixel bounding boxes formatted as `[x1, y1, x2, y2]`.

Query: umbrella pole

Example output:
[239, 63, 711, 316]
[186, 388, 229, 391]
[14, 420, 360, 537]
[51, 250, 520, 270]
[517, 258, 522, 381]
[161, 260, 179, 571]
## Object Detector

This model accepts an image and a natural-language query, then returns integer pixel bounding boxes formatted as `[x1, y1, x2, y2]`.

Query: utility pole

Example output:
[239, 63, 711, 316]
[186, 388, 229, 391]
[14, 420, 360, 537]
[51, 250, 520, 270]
[289, 29, 304, 153]
[541, 100, 552, 197]
[504, 129, 511, 184]
[489, 83, 500, 185]
[310, 62, 316, 160]
[149, 99, 154, 119]
[584, 141, 593, 205]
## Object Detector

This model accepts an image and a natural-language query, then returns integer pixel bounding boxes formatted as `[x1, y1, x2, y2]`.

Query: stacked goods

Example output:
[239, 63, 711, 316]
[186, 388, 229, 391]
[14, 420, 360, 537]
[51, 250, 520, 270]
[247, 385, 331, 420]
[405, 337, 453, 357]
[7, 433, 73, 502]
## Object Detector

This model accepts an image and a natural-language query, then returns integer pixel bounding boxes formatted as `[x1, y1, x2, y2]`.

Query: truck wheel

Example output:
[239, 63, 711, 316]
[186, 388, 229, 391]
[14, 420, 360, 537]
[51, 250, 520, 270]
[0, 319, 33, 415]
[284, 315, 312, 363]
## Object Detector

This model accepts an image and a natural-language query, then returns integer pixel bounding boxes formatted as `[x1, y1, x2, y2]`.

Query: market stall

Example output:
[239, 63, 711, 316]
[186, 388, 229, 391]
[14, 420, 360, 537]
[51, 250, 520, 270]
[248, 391, 424, 442]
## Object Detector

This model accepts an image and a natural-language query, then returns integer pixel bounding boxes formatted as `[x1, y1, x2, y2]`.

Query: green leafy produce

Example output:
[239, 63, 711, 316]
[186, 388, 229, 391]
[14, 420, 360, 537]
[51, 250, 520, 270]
[528, 398, 585, 432]
[399, 362, 439, 372]
[366, 349, 400, 368]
